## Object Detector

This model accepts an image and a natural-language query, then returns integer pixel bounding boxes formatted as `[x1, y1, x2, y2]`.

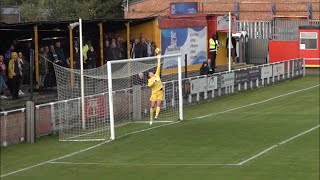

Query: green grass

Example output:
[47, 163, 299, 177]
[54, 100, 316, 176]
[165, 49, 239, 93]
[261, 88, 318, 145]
[1, 76, 319, 180]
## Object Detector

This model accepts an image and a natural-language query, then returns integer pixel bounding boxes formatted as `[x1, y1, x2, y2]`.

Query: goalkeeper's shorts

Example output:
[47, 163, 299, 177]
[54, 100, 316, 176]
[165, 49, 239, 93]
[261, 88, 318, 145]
[150, 90, 163, 101]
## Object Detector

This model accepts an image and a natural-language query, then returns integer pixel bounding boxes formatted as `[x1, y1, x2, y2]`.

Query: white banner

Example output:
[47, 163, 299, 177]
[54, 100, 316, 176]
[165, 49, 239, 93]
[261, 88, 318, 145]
[161, 27, 207, 68]
[1, 7, 19, 15]
[273, 63, 285, 76]
[207, 76, 218, 91]
[217, 15, 230, 31]
[221, 72, 235, 88]
[190, 78, 207, 94]
[261, 65, 273, 79]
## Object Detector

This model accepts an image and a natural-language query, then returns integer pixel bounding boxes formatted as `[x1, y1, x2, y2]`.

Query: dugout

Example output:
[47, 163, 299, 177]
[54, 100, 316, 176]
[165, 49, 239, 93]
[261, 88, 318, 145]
[0, 18, 157, 89]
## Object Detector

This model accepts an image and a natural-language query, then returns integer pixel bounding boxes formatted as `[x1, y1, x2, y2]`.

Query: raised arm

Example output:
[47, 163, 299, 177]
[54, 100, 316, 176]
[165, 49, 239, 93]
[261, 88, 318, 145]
[155, 56, 161, 77]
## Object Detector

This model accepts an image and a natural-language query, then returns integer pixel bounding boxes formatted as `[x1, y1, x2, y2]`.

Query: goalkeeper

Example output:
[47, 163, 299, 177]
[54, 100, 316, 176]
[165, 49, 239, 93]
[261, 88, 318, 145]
[147, 48, 163, 125]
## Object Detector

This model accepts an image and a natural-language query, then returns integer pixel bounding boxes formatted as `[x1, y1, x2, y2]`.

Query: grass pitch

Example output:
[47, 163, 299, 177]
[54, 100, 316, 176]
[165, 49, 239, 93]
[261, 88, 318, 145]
[1, 76, 319, 180]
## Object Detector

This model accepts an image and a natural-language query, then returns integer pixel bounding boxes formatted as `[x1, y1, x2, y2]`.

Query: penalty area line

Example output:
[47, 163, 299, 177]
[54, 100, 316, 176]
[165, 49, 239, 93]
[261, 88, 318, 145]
[48, 161, 239, 166]
[0, 121, 179, 178]
[193, 84, 319, 120]
[236, 124, 320, 166]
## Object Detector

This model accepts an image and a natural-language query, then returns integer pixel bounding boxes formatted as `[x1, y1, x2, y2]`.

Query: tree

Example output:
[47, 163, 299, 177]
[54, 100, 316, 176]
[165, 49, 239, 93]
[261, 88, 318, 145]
[19, 0, 124, 22]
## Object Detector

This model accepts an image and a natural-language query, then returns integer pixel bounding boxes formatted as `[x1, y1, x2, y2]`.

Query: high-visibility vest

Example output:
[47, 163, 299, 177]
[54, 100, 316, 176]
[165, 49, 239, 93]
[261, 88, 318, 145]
[209, 38, 219, 51]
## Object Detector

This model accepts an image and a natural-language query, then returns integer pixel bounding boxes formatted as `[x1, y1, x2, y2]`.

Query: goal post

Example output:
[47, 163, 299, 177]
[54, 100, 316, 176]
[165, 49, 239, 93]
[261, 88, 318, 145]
[53, 53, 183, 142]
[107, 53, 183, 140]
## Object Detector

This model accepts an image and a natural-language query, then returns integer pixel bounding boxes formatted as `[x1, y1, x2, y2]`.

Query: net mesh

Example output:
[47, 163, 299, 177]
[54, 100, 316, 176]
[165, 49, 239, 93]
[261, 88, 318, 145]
[49, 54, 181, 141]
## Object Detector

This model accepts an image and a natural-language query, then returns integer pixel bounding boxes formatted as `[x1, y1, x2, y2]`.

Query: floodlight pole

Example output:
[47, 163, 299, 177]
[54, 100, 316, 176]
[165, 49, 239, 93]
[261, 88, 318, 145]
[228, 12, 232, 72]
[79, 18, 86, 129]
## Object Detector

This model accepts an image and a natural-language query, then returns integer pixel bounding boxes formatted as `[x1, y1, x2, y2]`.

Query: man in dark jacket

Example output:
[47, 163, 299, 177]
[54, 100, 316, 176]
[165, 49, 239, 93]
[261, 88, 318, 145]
[200, 61, 209, 75]
[55, 41, 66, 67]
[226, 36, 237, 64]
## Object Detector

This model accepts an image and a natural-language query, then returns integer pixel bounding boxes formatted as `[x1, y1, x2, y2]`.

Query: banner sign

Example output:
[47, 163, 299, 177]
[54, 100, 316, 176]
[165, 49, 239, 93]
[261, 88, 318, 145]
[235, 69, 249, 84]
[248, 67, 261, 81]
[217, 15, 230, 31]
[261, 65, 273, 79]
[161, 27, 207, 68]
[294, 59, 303, 71]
[190, 78, 207, 94]
[273, 63, 285, 76]
[85, 95, 106, 118]
[220, 72, 235, 88]
[170, 2, 198, 15]
[207, 76, 218, 90]
[1, 7, 19, 15]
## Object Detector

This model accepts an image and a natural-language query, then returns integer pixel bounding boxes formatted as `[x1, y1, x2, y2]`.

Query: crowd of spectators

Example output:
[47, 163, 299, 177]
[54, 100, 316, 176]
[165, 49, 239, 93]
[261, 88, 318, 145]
[0, 33, 158, 100]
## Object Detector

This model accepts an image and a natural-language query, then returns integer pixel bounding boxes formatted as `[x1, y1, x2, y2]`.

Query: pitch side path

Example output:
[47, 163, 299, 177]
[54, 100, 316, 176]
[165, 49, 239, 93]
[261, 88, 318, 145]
[1, 76, 319, 180]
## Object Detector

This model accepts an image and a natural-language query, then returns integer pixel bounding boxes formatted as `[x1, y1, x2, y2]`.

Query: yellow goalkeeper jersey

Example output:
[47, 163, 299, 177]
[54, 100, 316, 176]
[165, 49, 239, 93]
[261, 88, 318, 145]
[148, 60, 163, 93]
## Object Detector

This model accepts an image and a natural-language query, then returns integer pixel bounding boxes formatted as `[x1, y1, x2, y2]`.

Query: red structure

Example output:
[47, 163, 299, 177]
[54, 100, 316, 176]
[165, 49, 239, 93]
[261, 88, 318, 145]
[269, 25, 320, 67]
[298, 26, 320, 67]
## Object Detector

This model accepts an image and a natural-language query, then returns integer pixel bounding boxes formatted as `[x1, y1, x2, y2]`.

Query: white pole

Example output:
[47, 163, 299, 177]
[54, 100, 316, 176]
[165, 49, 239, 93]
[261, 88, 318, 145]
[228, 12, 232, 72]
[107, 61, 115, 140]
[79, 18, 85, 130]
[177, 56, 184, 120]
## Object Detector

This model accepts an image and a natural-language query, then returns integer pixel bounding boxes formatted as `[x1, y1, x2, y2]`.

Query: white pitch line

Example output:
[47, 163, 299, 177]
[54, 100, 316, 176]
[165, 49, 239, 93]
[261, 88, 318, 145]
[1, 84, 319, 178]
[193, 84, 319, 120]
[0, 122, 178, 178]
[237, 124, 320, 166]
[48, 161, 238, 166]
[134, 120, 174, 123]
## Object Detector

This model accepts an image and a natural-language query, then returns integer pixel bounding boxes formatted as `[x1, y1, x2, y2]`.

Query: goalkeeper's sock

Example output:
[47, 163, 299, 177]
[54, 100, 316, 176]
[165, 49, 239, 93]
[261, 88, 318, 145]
[155, 106, 161, 119]
[150, 108, 154, 120]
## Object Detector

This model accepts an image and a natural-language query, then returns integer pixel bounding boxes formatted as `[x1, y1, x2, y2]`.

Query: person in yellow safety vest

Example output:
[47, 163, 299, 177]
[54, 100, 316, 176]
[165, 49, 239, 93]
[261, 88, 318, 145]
[82, 41, 90, 65]
[209, 34, 219, 73]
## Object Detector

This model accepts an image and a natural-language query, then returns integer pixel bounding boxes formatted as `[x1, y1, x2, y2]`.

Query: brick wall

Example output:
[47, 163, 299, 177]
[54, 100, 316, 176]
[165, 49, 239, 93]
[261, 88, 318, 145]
[125, 0, 320, 21]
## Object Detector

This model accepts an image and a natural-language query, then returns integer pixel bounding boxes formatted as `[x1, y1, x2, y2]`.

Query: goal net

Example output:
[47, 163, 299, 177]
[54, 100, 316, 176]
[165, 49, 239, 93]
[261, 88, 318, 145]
[51, 54, 183, 141]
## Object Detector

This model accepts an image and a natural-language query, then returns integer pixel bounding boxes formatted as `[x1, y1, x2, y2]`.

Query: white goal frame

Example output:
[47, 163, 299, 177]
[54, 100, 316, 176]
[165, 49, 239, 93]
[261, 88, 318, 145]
[107, 54, 184, 140]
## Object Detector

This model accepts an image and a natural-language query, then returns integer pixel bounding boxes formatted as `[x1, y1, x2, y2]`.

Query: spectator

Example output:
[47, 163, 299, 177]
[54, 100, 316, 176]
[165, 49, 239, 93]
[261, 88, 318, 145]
[226, 36, 237, 64]
[22, 42, 32, 85]
[17, 52, 25, 95]
[55, 42, 66, 67]
[39, 47, 49, 88]
[110, 40, 119, 60]
[151, 42, 156, 56]
[200, 61, 209, 75]
[13, 39, 22, 53]
[0, 55, 8, 99]
[5, 44, 14, 67]
[23, 41, 32, 64]
[104, 40, 112, 62]
[47, 46, 56, 87]
[82, 41, 90, 64]
[116, 37, 125, 59]
[50, 45, 59, 63]
[132, 38, 139, 58]
[86, 45, 97, 69]
[133, 72, 147, 86]
[73, 40, 80, 69]
[8, 52, 22, 100]
[139, 38, 148, 58]
[146, 38, 152, 57]
[207, 59, 214, 74]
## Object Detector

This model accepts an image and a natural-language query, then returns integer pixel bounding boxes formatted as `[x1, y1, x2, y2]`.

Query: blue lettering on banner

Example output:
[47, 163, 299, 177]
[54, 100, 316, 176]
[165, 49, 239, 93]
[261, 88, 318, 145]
[248, 67, 261, 81]
[220, 72, 235, 88]
[235, 69, 249, 84]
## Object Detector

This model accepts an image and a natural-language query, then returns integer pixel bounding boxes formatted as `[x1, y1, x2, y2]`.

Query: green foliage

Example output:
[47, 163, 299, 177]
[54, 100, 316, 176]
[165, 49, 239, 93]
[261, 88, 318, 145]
[19, 0, 123, 22]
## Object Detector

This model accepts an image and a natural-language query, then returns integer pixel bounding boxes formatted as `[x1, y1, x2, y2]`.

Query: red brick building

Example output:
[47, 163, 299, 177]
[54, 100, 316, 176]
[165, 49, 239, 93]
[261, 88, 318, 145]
[125, 0, 319, 21]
